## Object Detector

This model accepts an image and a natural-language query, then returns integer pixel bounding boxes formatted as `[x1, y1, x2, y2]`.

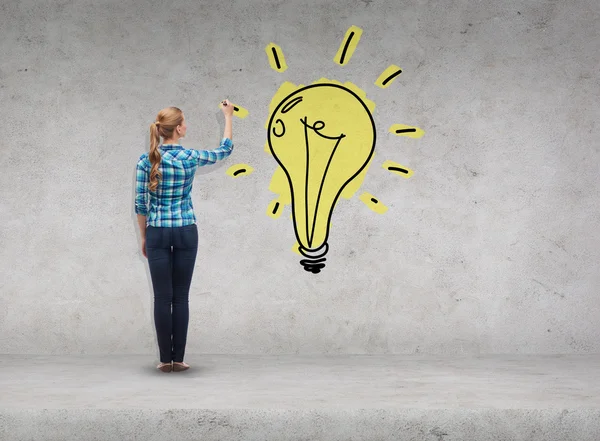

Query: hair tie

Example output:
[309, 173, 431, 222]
[154, 121, 160, 126]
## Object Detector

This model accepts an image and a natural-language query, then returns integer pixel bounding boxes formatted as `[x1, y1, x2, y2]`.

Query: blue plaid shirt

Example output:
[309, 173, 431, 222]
[135, 137, 234, 227]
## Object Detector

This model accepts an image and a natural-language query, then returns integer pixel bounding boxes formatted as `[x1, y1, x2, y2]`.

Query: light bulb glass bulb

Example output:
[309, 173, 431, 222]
[267, 83, 376, 273]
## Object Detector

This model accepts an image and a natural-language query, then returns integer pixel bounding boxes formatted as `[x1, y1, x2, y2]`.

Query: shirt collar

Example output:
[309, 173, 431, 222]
[160, 144, 183, 150]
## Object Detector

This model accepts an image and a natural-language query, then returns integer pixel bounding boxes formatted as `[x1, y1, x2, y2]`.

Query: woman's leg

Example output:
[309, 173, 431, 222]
[145, 226, 174, 364]
[171, 223, 198, 363]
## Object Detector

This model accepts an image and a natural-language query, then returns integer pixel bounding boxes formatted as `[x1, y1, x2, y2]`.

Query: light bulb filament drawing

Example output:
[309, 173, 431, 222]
[300, 117, 346, 250]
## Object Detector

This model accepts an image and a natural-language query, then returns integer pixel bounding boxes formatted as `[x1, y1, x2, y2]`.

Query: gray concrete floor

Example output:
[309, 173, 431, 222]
[1, 354, 599, 409]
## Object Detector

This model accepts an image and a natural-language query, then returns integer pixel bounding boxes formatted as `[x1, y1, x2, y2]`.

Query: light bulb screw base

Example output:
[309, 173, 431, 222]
[298, 243, 329, 274]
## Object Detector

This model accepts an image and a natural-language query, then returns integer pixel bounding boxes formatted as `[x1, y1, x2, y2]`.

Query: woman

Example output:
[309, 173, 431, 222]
[135, 101, 234, 373]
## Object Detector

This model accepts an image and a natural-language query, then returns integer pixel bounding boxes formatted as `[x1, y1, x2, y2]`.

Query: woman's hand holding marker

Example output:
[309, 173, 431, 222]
[221, 99, 233, 140]
[221, 99, 234, 117]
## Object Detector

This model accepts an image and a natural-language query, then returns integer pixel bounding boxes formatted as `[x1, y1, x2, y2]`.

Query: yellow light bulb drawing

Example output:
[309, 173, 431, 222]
[226, 26, 424, 274]
[267, 83, 376, 273]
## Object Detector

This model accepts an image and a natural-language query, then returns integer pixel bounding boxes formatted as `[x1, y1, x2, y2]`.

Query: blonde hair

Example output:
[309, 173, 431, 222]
[149, 107, 184, 192]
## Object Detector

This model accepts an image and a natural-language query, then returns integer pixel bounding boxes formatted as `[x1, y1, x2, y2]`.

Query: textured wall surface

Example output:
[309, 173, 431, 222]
[1, 0, 598, 355]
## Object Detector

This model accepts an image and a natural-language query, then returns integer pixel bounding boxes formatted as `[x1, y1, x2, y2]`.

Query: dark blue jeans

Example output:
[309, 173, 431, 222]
[145, 224, 198, 363]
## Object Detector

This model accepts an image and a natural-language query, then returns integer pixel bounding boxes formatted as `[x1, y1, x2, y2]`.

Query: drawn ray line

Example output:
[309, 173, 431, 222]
[334, 26, 363, 66]
[382, 160, 414, 178]
[272, 47, 281, 69]
[382, 69, 402, 86]
[265, 43, 288, 72]
[388, 124, 424, 138]
[340, 32, 354, 64]
[375, 65, 403, 89]
[359, 192, 388, 214]
[226, 163, 254, 178]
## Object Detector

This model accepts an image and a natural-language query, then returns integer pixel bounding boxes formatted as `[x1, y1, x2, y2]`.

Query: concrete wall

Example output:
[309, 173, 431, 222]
[1, 0, 599, 355]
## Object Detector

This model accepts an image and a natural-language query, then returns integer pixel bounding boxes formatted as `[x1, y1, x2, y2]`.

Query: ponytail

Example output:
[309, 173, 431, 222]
[148, 107, 183, 192]
[148, 122, 162, 192]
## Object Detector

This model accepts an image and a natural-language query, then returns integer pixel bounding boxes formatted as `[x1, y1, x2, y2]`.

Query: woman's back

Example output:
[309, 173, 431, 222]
[135, 138, 233, 227]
